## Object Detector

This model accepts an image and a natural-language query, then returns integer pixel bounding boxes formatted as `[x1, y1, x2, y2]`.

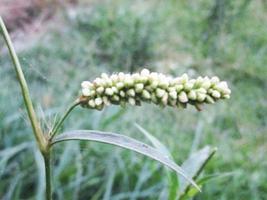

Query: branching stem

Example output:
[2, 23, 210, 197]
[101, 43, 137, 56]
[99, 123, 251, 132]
[50, 99, 81, 139]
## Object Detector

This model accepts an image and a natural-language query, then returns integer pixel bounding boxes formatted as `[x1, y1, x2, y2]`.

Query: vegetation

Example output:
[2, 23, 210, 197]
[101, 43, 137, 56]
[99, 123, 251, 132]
[0, 0, 267, 199]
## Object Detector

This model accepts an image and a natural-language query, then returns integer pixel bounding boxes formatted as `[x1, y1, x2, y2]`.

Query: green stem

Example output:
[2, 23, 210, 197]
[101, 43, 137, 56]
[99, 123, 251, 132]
[0, 17, 47, 152]
[43, 152, 52, 200]
[50, 99, 80, 139]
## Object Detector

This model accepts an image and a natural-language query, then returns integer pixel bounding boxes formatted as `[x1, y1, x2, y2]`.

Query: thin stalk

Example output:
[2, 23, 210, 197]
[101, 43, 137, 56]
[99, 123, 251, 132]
[50, 99, 81, 139]
[0, 17, 47, 152]
[44, 152, 52, 200]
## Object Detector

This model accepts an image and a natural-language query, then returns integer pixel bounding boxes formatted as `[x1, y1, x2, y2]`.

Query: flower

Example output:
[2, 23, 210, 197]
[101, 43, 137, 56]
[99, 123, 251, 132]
[80, 69, 231, 110]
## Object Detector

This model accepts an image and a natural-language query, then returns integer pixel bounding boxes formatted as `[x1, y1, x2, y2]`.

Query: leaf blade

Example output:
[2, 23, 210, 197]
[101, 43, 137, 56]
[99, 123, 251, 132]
[51, 130, 200, 191]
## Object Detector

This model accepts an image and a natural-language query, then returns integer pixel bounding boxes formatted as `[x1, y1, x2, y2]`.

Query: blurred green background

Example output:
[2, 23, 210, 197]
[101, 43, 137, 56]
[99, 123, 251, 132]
[0, 0, 267, 199]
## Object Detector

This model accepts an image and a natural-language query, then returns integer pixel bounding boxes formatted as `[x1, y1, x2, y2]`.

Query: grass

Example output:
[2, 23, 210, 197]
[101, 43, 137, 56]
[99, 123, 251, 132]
[1, 0, 267, 199]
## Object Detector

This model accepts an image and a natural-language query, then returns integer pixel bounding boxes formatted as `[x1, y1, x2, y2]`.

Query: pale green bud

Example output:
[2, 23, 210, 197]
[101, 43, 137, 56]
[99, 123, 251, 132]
[222, 94, 230, 99]
[103, 96, 110, 106]
[116, 82, 124, 89]
[135, 83, 144, 93]
[127, 89, 135, 97]
[188, 90, 197, 100]
[175, 85, 183, 92]
[201, 78, 211, 89]
[206, 95, 215, 104]
[178, 91, 188, 103]
[161, 93, 168, 106]
[112, 95, 120, 102]
[156, 88, 166, 98]
[96, 86, 104, 94]
[120, 91, 126, 97]
[88, 99, 96, 107]
[169, 91, 177, 99]
[184, 82, 194, 91]
[128, 98, 136, 105]
[142, 90, 151, 99]
[211, 90, 221, 98]
[81, 81, 93, 88]
[197, 93, 206, 102]
[82, 88, 91, 96]
[141, 68, 150, 76]
[95, 97, 103, 106]
[112, 86, 118, 93]
[181, 73, 188, 84]
[105, 88, 114, 96]
[211, 76, 220, 84]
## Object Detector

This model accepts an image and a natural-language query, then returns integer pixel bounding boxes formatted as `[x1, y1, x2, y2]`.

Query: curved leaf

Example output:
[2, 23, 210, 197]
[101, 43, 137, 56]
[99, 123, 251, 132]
[51, 130, 200, 191]
[178, 146, 217, 198]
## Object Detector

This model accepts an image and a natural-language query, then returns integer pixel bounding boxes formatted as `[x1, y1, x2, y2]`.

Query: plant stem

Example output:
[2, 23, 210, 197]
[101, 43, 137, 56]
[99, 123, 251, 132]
[0, 17, 47, 152]
[43, 152, 52, 200]
[50, 99, 80, 139]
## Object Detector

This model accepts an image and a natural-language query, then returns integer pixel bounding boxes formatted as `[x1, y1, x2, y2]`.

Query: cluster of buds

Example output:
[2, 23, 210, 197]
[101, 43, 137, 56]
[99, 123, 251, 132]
[80, 69, 231, 111]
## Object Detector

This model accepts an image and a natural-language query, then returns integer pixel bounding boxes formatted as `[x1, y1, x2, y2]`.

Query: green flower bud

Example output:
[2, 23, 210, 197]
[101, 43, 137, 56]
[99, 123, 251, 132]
[127, 89, 135, 97]
[211, 90, 221, 98]
[142, 90, 151, 99]
[105, 88, 114, 96]
[169, 91, 177, 99]
[95, 97, 103, 106]
[178, 91, 188, 103]
[156, 88, 166, 98]
[135, 83, 144, 93]
[188, 90, 197, 100]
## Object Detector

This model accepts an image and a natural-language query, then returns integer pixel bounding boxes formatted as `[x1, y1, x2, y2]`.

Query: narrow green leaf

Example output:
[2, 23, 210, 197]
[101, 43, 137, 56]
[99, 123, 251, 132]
[178, 146, 217, 198]
[134, 123, 173, 159]
[51, 130, 200, 191]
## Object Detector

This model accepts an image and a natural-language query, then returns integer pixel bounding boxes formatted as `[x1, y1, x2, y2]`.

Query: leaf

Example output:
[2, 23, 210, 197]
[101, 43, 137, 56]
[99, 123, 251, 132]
[178, 146, 217, 199]
[51, 130, 200, 191]
[134, 123, 173, 159]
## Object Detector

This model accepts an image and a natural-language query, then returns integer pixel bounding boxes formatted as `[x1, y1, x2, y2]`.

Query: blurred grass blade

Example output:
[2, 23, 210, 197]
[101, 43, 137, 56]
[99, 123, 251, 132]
[51, 130, 200, 191]
[178, 146, 217, 198]
[134, 123, 173, 159]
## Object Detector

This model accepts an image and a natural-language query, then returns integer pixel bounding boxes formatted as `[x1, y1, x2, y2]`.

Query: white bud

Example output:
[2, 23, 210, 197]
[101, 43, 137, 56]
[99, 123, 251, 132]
[81, 81, 92, 88]
[135, 83, 144, 93]
[96, 87, 104, 94]
[169, 91, 177, 99]
[178, 91, 188, 103]
[201, 78, 211, 89]
[156, 88, 166, 98]
[141, 68, 150, 76]
[124, 76, 134, 86]
[211, 90, 221, 98]
[184, 82, 194, 91]
[88, 99, 96, 107]
[197, 93, 206, 102]
[188, 90, 197, 100]
[112, 86, 118, 93]
[175, 85, 183, 92]
[118, 72, 125, 81]
[151, 80, 159, 89]
[128, 98, 136, 105]
[82, 88, 91, 96]
[127, 89, 135, 97]
[206, 95, 215, 104]
[211, 76, 220, 84]
[119, 91, 125, 97]
[94, 78, 104, 86]
[116, 82, 124, 89]
[222, 94, 230, 99]
[101, 73, 109, 79]
[197, 88, 207, 94]
[95, 97, 103, 106]
[111, 74, 119, 82]
[181, 73, 189, 84]
[112, 95, 120, 102]
[161, 93, 168, 106]
[105, 88, 114, 96]
[142, 90, 151, 99]
[103, 96, 110, 105]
